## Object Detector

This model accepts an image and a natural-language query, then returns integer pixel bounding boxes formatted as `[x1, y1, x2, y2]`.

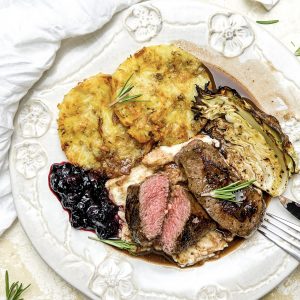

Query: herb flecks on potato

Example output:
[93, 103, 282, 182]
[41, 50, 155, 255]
[112, 44, 212, 146]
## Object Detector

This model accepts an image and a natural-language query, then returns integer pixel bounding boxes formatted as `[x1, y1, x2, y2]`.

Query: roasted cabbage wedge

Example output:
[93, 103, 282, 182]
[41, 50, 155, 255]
[193, 85, 298, 196]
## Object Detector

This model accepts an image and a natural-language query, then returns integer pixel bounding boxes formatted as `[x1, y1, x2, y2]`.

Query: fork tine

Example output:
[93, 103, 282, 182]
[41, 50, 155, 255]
[260, 224, 300, 250]
[258, 227, 300, 261]
[266, 212, 300, 232]
[264, 216, 300, 241]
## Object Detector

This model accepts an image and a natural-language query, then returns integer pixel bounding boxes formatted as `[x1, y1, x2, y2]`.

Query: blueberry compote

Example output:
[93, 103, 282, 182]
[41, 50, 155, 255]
[49, 162, 119, 239]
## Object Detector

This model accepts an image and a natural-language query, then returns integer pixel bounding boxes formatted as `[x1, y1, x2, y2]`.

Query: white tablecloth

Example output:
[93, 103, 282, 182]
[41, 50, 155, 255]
[0, 0, 300, 299]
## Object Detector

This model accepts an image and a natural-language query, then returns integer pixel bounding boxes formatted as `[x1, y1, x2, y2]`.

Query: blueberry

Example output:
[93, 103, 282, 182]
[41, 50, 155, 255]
[61, 193, 79, 209]
[66, 175, 81, 185]
[72, 167, 82, 176]
[96, 220, 119, 239]
[60, 197, 69, 208]
[105, 220, 119, 237]
[49, 174, 59, 192]
[81, 190, 91, 201]
[80, 216, 92, 229]
[95, 223, 108, 239]
[61, 165, 71, 176]
[82, 176, 91, 189]
[62, 175, 83, 193]
[99, 202, 118, 221]
[77, 201, 85, 210]
[51, 164, 61, 174]
[70, 212, 84, 229]
[57, 179, 67, 193]
[86, 205, 105, 223]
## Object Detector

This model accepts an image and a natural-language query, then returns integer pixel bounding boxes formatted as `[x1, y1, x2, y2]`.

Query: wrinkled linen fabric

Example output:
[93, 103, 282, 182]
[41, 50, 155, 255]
[252, 0, 280, 10]
[0, 0, 141, 235]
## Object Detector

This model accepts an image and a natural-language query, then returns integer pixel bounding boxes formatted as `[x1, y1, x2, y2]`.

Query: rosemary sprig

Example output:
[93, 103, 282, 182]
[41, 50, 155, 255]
[109, 74, 144, 107]
[295, 48, 300, 56]
[89, 236, 137, 253]
[5, 271, 31, 300]
[256, 20, 279, 25]
[201, 179, 256, 203]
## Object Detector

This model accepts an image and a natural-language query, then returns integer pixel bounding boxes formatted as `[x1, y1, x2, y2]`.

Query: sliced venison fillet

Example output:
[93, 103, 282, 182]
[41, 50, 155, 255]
[175, 139, 266, 237]
[160, 185, 216, 255]
[125, 174, 170, 245]
[140, 174, 170, 240]
[125, 185, 146, 245]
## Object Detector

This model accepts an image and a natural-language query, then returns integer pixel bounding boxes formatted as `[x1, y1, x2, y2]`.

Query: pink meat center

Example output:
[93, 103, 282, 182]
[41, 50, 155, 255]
[161, 186, 191, 254]
[139, 174, 170, 240]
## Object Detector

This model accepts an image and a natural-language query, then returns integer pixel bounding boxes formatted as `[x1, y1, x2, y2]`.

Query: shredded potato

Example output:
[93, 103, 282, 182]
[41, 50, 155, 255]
[112, 44, 212, 145]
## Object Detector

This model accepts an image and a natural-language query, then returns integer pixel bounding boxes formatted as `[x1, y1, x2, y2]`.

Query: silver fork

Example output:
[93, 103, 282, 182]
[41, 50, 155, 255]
[258, 212, 300, 261]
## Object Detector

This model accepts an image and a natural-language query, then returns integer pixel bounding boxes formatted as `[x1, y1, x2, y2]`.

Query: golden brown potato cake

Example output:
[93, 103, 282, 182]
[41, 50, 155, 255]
[112, 44, 212, 146]
[58, 74, 146, 177]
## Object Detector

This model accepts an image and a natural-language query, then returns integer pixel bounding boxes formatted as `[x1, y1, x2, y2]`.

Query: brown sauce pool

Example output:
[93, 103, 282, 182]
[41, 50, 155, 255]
[206, 62, 256, 100]
[118, 64, 272, 268]
[130, 238, 245, 267]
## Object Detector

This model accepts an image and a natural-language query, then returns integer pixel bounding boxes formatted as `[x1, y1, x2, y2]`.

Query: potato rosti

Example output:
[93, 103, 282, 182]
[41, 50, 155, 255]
[58, 74, 146, 177]
[112, 44, 212, 146]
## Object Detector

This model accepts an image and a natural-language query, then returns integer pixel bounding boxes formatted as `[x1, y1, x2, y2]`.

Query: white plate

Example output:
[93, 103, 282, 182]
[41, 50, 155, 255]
[9, 0, 300, 299]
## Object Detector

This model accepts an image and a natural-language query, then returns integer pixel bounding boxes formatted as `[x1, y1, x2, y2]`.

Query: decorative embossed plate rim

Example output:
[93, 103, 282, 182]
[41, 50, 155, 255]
[9, 0, 300, 299]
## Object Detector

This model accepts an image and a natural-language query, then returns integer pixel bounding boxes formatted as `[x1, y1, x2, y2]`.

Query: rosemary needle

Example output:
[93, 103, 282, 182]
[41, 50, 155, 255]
[89, 236, 137, 253]
[201, 179, 256, 203]
[256, 20, 279, 25]
[110, 73, 145, 107]
[5, 271, 31, 300]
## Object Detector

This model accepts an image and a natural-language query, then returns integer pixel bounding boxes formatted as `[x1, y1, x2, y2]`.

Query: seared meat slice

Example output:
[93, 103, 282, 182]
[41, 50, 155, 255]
[160, 185, 216, 255]
[125, 174, 170, 245]
[125, 185, 145, 244]
[175, 139, 231, 194]
[175, 140, 266, 237]
[202, 187, 265, 237]
[139, 174, 170, 240]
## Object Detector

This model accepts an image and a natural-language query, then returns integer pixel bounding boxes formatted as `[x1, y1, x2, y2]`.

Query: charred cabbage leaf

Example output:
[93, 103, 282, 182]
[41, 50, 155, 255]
[193, 85, 298, 197]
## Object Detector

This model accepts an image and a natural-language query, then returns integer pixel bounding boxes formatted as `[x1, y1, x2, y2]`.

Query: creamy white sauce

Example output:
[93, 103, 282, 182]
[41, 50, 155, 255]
[106, 165, 154, 206]
[201, 135, 220, 148]
[159, 135, 220, 155]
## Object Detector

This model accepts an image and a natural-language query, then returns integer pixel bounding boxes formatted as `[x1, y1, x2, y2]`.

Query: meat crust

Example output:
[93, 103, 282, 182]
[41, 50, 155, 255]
[125, 185, 146, 245]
